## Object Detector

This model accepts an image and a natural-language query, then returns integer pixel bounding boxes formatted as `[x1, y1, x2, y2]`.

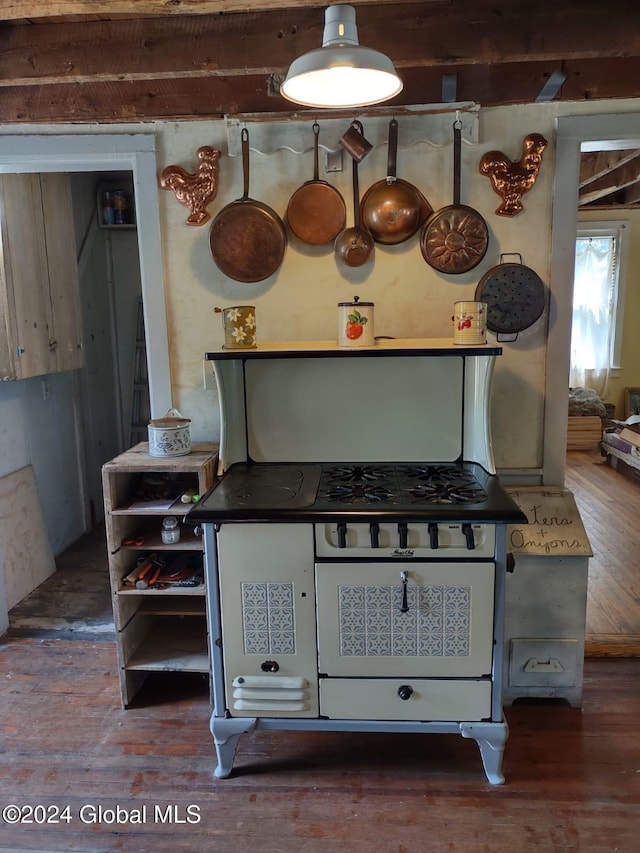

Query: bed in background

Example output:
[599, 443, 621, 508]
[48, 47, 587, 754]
[601, 417, 640, 475]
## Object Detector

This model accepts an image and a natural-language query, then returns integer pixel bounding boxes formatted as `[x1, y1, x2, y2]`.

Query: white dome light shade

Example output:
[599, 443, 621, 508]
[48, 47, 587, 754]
[280, 5, 403, 109]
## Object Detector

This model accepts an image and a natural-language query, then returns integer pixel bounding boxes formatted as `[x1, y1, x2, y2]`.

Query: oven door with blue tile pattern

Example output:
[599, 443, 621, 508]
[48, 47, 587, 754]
[315, 562, 495, 679]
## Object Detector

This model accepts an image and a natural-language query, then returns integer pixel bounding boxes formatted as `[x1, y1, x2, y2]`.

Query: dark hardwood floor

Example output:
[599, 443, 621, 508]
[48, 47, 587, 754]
[0, 453, 639, 850]
[565, 449, 640, 656]
[0, 637, 638, 853]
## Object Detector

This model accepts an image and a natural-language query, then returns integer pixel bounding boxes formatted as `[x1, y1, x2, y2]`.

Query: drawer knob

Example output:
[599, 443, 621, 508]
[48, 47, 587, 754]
[397, 684, 413, 701]
[261, 660, 280, 673]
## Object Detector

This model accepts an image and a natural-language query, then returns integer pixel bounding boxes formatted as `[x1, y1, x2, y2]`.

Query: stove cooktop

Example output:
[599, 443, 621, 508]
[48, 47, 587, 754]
[316, 463, 487, 506]
[188, 462, 526, 524]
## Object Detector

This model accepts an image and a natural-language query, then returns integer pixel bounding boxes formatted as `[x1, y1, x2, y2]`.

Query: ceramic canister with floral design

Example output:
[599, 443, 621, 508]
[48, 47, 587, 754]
[215, 305, 257, 349]
[452, 301, 487, 345]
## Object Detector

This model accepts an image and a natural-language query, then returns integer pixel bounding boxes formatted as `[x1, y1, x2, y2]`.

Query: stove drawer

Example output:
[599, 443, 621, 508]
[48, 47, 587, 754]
[316, 561, 495, 678]
[320, 677, 492, 721]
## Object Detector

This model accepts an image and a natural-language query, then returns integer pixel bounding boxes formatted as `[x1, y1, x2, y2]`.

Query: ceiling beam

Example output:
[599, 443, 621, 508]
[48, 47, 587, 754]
[2, 57, 640, 124]
[1, 0, 640, 90]
[578, 154, 640, 205]
[621, 183, 640, 205]
[0, 0, 435, 23]
[579, 150, 640, 187]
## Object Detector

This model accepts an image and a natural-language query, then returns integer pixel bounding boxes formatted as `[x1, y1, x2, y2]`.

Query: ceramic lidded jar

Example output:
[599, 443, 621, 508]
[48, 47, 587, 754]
[338, 295, 375, 348]
[148, 408, 192, 457]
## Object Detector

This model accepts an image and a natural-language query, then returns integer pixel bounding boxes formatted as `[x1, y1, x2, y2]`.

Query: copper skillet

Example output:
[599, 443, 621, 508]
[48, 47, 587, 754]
[286, 122, 346, 245]
[209, 127, 287, 283]
[360, 118, 432, 245]
[420, 120, 489, 274]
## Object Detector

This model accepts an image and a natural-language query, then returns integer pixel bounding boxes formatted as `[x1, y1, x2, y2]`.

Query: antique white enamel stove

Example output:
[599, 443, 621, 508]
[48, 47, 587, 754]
[189, 339, 526, 785]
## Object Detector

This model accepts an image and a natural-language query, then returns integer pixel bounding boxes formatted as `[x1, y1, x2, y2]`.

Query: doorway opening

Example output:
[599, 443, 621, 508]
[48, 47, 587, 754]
[0, 133, 169, 632]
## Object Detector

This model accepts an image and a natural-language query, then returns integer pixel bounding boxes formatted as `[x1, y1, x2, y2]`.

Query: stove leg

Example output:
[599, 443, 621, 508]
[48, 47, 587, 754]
[459, 720, 509, 785]
[210, 715, 257, 779]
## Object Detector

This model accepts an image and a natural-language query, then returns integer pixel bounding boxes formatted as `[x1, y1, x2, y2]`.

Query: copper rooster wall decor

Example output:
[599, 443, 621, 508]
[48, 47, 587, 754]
[479, 133, 548, 217]
[160, 145, 221, 225]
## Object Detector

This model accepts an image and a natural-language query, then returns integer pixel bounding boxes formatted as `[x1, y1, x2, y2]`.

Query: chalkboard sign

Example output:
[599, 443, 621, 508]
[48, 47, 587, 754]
[505, 487, 592, 557]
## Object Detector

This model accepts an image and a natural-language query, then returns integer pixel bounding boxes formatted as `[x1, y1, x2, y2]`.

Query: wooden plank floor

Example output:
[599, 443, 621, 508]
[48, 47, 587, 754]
[565, 449, 640, 656]
[0, 636, 639, 853]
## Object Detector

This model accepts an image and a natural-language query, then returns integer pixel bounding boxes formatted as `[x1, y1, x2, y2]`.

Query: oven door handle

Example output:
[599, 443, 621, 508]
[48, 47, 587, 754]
[399, 570, 410, 613]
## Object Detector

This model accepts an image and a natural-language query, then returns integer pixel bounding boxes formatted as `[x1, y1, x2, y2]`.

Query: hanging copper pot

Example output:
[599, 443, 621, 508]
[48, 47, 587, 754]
[360, 118, 432, 245]
[286, 122, 346, 246]
[209, 127, 287, 283]
[420, 120, 489, 275]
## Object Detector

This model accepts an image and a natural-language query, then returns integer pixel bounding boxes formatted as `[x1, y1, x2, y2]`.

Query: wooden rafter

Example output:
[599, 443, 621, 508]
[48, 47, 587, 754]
[0, 0, 433, 22]
[579, 150, 640, 208]
[0, 0, 639, 158]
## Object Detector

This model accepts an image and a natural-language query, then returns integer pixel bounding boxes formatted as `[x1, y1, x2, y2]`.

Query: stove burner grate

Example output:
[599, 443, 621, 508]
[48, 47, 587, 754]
[397, 465, 487, 505]
[404, 483, 486, 505]
[317, 462, 487, 507]
[318, 483, 403, 505]
[399, 464, 477, 483]
[323, 465, 396, 485]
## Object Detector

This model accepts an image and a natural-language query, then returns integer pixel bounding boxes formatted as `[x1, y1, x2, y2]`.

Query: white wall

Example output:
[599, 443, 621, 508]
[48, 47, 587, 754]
[0, 373, 84, 554]
[158, 105, 554, 474]
[155, 100, 640, 480]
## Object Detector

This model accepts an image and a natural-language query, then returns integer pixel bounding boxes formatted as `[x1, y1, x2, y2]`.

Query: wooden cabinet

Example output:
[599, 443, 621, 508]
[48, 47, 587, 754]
[0, 172, 84, 380]
[102, 442, 218, 708]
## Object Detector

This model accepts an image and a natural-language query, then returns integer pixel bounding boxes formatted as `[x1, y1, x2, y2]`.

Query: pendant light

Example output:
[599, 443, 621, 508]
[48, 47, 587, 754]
[280, 4, 403, 109]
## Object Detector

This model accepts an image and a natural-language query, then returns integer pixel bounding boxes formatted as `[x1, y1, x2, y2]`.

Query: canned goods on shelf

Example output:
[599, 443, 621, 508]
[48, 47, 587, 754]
[101, 191, 115, 225]
[113, 189, 130, 225]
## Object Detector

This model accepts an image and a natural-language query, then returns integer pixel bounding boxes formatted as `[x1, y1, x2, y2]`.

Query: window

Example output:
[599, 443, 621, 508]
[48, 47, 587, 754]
[570, 221, 627, 397]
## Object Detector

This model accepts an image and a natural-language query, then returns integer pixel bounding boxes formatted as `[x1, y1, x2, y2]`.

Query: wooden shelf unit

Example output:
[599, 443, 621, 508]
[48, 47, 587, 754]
[102, 441, 217, 707]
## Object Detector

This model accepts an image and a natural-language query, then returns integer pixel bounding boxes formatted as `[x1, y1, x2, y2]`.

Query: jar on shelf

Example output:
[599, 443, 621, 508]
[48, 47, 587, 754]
[161, 516, 180, 544]
[101, 190, 115, 225]
[113, 189, 130, 225]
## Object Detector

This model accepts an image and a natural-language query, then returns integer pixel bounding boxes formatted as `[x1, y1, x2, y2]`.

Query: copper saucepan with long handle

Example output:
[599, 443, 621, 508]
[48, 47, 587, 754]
[360, 118, 432, 245]
[209, 127, 287, 283]
[286, 121, 346, 246]
[334, 127, 375, 267]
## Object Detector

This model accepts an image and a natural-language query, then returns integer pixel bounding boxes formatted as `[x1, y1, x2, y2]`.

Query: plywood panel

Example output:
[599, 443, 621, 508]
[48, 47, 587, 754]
[0, 465, 55, 609]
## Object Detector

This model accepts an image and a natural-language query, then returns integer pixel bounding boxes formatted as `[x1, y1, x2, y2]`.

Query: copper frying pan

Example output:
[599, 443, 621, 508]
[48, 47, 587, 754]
[360, 118, 432, 245]
[420, 120, 489, 274]
[286, 122, 346, 245]
[209, 127, 287, 283]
